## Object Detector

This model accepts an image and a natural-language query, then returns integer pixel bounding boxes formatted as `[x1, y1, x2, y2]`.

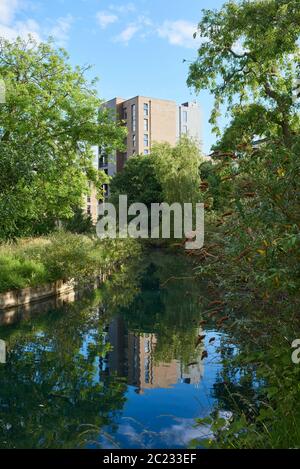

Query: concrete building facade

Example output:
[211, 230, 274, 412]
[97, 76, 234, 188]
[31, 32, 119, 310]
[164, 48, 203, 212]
[100, 316, 204, 393]
[101, 95, 201, 175]
[83, 145, 100, 224]
[177, 101, 202, 143]
[84, 95, 201, 220]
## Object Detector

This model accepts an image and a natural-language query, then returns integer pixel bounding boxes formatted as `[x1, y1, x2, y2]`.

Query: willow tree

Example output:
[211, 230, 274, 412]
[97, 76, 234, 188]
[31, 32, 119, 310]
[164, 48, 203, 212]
[0, 37, 126, 239]
[150, 137, 203, 206]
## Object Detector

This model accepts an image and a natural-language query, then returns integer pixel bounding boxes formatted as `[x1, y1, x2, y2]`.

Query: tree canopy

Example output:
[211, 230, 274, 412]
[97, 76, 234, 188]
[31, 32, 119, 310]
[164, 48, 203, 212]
[150, 137, 203, 206]
[110, 154, 163, 208]
[188, 0, 300, 449]
[188, 0, 300, 148]
[0, 37, 126, 239]
[110, 137, 203, 210]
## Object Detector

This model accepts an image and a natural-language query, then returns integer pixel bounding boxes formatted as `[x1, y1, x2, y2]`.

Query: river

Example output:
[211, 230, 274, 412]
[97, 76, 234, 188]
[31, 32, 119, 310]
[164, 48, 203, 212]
[0, 251, 232, 449]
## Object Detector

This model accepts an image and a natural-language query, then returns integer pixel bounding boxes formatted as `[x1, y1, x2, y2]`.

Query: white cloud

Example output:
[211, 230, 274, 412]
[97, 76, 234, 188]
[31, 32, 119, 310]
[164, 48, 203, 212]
[0, 18, 41, 42]
[111, 16, 199, 49]
[157, 20, 198, 49]
[0, 0, 41, 41]
[113, 16, 152, 45]
[48, 15, 73, 46]
[109, 3, 136, 14]
[0, 0, 20, 25]
[112, 417, 213, 448]
[0, 0, 73, 45]
[96, 11, 118, 29]
[96, 3, 137, 33]
[114, 24, 139, 44]
[231, 38, 249, 56]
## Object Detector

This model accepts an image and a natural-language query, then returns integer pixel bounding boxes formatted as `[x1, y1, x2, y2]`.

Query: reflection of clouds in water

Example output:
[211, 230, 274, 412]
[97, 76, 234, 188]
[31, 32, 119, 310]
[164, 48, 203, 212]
[159, 417, 213, 446]
[102, 417, 213, 449]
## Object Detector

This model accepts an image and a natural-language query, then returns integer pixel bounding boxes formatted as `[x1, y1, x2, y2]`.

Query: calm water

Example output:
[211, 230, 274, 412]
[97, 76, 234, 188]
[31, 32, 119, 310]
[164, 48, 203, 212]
[0, 252, 229, 449]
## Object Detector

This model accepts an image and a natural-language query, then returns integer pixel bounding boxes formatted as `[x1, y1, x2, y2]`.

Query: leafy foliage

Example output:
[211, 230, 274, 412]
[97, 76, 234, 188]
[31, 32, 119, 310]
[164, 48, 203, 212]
[150, 136, 203, 206]
[0, 38, 126, 239]
[188, 0, 300, 448]
[188, 0, 300, 143]
[110, 154, 163, 208]
[63, 206, 94, 234]
[0, 232, 141, 293]
[110, 137, 203, 209]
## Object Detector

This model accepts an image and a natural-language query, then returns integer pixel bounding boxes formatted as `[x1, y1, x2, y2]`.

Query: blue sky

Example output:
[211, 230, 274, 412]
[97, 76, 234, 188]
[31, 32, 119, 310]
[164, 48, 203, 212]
[0, 0, 227, 153]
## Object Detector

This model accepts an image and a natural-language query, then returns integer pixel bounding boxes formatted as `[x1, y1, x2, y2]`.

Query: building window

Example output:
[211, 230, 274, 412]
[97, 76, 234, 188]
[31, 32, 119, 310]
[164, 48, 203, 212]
[144, 118, 148, 131]
[183, 110, 188, 123]
[132, 134, 136, 147]
[144, 134, 149, 147]
[183, 125, 188, 134]
[123, 107, 127, 119]
[87, 196, 91, 204]
[131, 104, 136, 131]
[144, 149, 149, 155]
[144, 103, 149, 117]
[144, 357, 150, 384]
[87, 205, 91, 215]
[99, 153, 108, 167]
[103, 184, 108, 197]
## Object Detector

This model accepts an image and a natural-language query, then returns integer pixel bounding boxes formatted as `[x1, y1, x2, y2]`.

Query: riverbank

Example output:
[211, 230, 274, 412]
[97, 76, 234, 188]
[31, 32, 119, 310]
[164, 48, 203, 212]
[0, 232, 141, 308]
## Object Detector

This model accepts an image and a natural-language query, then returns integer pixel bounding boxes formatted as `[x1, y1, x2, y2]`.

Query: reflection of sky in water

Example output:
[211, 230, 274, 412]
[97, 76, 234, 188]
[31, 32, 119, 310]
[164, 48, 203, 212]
[90, 331, 223, 449]
[100, 417, 213, 449]
[0, 253, 232, 449]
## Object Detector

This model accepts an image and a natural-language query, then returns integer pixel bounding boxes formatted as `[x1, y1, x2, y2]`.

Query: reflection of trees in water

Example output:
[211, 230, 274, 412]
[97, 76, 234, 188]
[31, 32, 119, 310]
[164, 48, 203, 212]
[0, 253, 143, 449]
[211, 339, 262, 420]
[0, 252, 208, 448]
[0, 294, 129, 449]
[118, 253, 206, 368]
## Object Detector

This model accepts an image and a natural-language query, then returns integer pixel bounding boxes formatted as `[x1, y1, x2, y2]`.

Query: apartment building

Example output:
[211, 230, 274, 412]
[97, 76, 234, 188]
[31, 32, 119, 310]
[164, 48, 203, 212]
[100, 95, 201, 175]
[100, 316, 204, 393]
[83, 145, 99, 224]
[83, 182, 98, 224]
[177, 101, 202, 143]
[84, 96, 201, 220]
[84, 96, 201, 223]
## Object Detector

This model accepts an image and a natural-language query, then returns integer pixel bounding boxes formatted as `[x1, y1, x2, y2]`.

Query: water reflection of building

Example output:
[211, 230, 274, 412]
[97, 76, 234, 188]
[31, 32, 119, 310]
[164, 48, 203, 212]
[0, 339, 6, 364]
[128, 334, 179, 392]
[101, 316, 204, 392]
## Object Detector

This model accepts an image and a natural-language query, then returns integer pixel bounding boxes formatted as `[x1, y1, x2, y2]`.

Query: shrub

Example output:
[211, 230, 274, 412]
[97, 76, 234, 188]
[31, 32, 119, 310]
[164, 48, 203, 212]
[42, 232, 96, 282]
[0, 256, 47, 292]
[0, 232, 141, 293]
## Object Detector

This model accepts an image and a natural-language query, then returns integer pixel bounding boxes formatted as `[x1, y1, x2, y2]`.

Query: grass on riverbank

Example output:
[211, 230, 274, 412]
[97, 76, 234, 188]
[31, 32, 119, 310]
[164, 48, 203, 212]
[0, 231, 141, 293]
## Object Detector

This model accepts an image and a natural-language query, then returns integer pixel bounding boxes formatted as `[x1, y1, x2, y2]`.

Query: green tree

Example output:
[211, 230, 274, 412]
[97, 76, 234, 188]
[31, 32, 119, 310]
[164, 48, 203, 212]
[0, 37, 126, 239]
[151, 137, 203, 206]
[187, 0, 300, 294]
[188, 0, 300, 147]
[63, 206, 94, 234]
[110, 138, 203, 210]
[110, 154, 163, 208]
[187, 0, 300, 449]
